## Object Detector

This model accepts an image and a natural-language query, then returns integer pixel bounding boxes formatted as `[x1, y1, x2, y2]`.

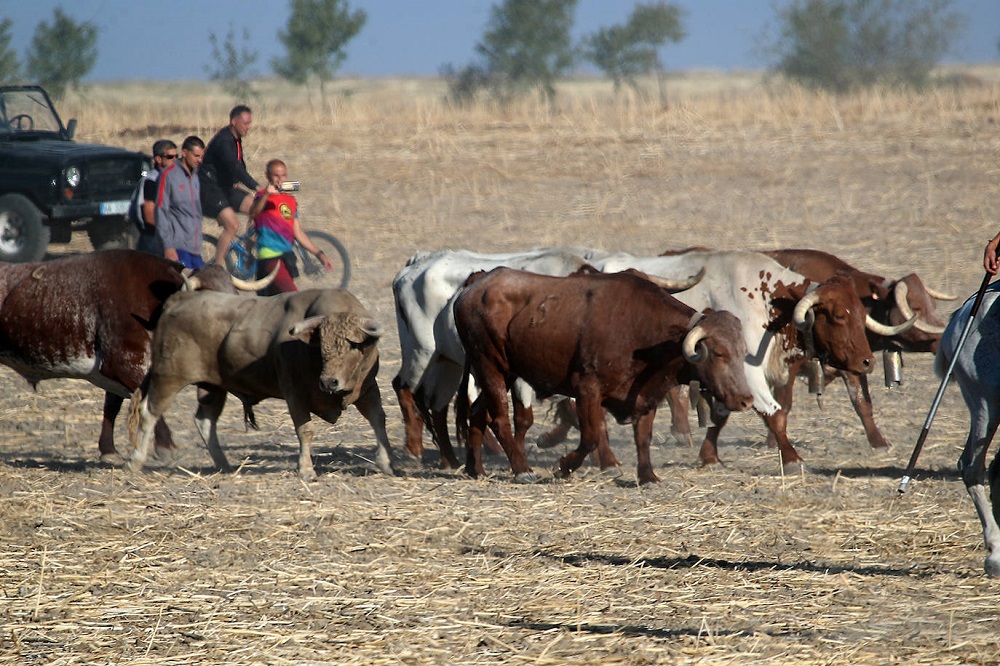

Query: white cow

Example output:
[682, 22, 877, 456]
[934, 284, 1000, 577]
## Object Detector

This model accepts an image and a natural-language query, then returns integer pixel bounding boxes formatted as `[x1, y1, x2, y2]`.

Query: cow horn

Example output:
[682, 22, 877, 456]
[865, 313, 917, 336]
[230, 263, 280, 291]
[682, 324, 709, 363]
[893, 282, 946, 335]
[792, 289, 822, 331]
[181, 274, 201, 292]
[924, 285, 957, 301]
[647, 267, 706, 293]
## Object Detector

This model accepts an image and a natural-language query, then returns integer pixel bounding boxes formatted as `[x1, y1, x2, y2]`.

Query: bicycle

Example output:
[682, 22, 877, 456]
[201, 222, 351, 290]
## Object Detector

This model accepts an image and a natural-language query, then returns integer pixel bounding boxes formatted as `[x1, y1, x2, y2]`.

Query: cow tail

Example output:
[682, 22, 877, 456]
[455, 361, 472, 447]
[243, 402, 259, 431]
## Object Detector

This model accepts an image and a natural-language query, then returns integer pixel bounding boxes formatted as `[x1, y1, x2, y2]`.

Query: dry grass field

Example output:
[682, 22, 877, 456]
[2, 69, 1000, 664]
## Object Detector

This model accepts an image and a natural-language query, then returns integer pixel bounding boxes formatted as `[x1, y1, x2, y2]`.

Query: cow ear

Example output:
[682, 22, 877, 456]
[346, 316, 383, 344]
[289, 316, 327, 344]
[771, 280, 809, 302]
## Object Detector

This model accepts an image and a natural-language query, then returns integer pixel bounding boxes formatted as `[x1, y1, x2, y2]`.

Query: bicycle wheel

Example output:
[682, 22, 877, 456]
[295, 231, 351, 290]
[201, 232, 257, 280]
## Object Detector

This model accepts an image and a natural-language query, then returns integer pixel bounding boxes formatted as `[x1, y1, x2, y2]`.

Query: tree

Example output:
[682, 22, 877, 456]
[0, 19, 20, 84]
[582, 2, 685, 94]
[206, 25, 259, 102]
[472, 0, 578, 102]
[272, 0, 366, 102]
[768, 0, 965, 92]
[25, 8, 98, 99]
[480, 0, 578, 100]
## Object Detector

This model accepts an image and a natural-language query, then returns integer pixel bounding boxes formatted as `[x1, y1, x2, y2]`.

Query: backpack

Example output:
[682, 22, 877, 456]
[127, 168, 158, 232]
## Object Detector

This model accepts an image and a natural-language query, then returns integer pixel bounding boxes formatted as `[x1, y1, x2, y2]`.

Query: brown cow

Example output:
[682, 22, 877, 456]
[454, 267, 754, 485]
[0, 250, 269, 460]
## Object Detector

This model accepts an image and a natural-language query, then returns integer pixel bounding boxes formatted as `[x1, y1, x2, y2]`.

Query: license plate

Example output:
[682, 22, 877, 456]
[99, 200, 129, 216]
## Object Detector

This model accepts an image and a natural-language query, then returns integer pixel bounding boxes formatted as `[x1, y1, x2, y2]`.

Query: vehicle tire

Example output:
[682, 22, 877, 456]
[296, 231, 351, 290]
[0, 193, 49, 262]
[88, 215, 134, 251]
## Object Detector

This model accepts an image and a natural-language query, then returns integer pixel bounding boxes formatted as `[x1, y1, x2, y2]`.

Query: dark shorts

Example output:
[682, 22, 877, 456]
[200, 178, 250, 218]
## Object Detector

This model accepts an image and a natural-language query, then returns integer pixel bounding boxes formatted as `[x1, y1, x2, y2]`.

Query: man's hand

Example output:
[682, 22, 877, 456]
[985, 235, 1000, 275]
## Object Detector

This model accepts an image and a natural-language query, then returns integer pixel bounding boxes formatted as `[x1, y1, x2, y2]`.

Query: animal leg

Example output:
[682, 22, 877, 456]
[633, 408, 660, 485]
[392, 375, 425, 459]
[194, 386, 232, 474]
[352, 379, 396, 476]
[841, 371, 891, 449]
[666, 385, 694, 447]
[464, 395, 489, 479]
[957, 400, 1000, 577]
[100, 392, 123, 458]
[128, 380, 182, 474]
[428, 405, 460, 469]
[512, 394, 534, 455]
[698, 406, 730, 467]
[558, 391, 609, 477]
[536, 397, 577, 449]
[287, 397, 318, 482]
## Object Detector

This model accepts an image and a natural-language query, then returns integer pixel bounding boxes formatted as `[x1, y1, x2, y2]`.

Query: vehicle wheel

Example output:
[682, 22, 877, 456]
[201, 233, 256, 279]
[0, 193, 49, 262]
[297, 231, 351, 290]
[88, 215, 134, 251]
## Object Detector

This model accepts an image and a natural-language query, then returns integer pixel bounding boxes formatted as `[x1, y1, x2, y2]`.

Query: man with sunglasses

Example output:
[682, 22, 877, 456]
[132, 139, 177, 256]
[155, 135, 206, 270]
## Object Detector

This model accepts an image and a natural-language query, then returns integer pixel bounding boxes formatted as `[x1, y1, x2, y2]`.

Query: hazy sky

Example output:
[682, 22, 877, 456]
[4, 0, 998, 82]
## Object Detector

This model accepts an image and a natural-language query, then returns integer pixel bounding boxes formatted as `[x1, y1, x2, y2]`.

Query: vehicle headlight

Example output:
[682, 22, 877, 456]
[64, 166, 81, 188]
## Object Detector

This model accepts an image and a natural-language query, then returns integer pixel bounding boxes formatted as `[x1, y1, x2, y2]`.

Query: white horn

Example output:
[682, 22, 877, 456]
[924, 285, 957, 301]
[792, 289, 822, 331]
[230, 263, 280, 291]
[866, 313, 917, 336]
[682, 324, 708, 363]
[893, 281, 946, 335]
[647, 267, 705, 293]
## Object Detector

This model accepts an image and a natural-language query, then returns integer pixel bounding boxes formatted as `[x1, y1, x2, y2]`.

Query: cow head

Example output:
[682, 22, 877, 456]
[682, 310, 753, 412]
[877, 273, 950, 353]
[181, 263, 279, 293]
[290, 313, 384, 397]
[790, 275, 875, 375]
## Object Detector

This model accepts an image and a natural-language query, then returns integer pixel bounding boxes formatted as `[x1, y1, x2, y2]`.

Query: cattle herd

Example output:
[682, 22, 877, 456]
[2, 245, 999, 578]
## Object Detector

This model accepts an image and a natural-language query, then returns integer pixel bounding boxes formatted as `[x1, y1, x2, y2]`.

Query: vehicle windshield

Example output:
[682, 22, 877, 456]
[0, 88, 63, 134]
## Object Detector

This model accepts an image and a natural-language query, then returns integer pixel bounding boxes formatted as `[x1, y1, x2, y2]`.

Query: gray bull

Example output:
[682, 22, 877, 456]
[129, 289, 394, 481]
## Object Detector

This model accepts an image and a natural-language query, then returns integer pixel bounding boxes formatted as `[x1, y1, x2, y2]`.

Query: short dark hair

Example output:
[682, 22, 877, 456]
[265, 159, 286, 177]
[229, 105, 252, 120]
[152, 139, 177, 157]
[181, 135, 204, 151]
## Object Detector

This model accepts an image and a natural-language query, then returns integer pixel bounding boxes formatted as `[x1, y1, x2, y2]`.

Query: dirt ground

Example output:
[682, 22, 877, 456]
[1, 78, 1000, 664]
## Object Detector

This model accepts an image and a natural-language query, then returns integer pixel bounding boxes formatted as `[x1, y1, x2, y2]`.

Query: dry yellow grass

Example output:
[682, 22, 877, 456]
[2, 69, 1000, 664]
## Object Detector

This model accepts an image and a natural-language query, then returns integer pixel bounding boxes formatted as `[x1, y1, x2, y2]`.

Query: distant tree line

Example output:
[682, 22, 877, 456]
[0, 0, 977, 105]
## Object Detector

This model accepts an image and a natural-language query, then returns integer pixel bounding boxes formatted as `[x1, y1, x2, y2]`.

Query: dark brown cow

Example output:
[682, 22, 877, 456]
[0, 250, 263, 460]
[454, 267, 754, 485]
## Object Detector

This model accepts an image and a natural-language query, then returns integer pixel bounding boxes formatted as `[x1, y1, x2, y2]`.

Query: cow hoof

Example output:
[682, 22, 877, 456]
[781, 461, 806, 476]
[99, 451, 125, 465]
[985, 554, 1000, 578]
[513, 471, 539, 484]
[298, 469, 318, 483]
[153, 446, 179, 464]
[670, 428, 693, 448]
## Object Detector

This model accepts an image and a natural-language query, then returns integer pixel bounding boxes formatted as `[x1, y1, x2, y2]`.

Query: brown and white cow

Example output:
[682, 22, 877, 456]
[128, 288, 394, 481]
[760, 248, 950, 449]
[454, 267, 754, 485]
[0, 249, 268, 460]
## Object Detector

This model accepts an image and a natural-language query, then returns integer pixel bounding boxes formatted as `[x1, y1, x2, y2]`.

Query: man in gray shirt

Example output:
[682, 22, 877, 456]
[155, 135, 206, 269]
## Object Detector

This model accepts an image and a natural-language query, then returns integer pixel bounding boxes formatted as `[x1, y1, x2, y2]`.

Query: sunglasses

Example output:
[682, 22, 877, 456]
[159, 153, 178, 160]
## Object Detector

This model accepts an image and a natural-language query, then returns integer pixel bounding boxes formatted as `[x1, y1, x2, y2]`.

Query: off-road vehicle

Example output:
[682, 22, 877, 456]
[0, 84, 146, 262]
